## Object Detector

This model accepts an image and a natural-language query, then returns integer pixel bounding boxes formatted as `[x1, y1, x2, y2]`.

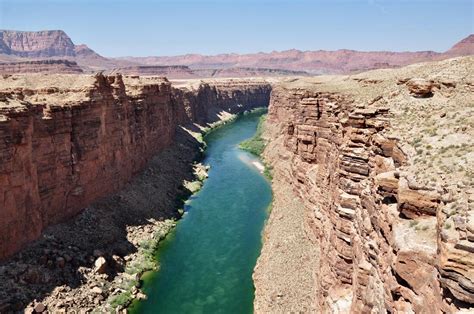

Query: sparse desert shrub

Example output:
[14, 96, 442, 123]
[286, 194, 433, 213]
[412, 138, 422, 147]
[240, 114, 267, 156]
[110, 291, 133, 310]
[447, 209, 457, 218]
[263, 165, 273, 180]
[428, 128, 437, 136]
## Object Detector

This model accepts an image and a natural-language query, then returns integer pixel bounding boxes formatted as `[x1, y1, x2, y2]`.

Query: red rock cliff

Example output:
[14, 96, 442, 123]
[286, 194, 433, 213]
[255, 57, 473, 312]
[0, 74, 271, 260]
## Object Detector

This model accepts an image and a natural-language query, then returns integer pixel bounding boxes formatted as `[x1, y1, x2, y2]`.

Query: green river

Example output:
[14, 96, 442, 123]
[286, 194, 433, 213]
[131, 110, 272, 313]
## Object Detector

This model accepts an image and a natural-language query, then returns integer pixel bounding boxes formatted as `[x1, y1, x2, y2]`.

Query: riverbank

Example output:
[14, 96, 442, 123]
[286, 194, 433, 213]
[0, 127, 203, 313]
[253, 120, 319, 313]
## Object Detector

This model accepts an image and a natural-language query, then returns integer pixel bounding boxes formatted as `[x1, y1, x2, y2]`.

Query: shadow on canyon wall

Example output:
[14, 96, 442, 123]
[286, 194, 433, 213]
[0, 127, 202, 311]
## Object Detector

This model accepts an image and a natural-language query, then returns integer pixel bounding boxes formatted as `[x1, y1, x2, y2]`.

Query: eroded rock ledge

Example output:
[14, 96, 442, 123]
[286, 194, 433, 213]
[255, 56, 473, 312]
[0, 74, 271, 311]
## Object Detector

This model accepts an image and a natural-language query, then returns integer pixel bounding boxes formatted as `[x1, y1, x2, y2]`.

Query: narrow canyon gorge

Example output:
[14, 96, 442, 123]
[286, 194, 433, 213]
[0, 55, 473, 313]
[0, 74, 271, 311]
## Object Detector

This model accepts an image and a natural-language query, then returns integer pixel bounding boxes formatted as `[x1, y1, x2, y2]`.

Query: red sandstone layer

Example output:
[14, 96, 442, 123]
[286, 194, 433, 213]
[0, 74, 271, 260]
[255, 56, 474, 312]
[0, 60, 83, 74]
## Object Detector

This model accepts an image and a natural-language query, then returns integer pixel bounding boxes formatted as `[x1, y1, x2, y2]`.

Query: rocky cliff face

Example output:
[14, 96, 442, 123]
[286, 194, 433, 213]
[171, 79, 273, 125]
[255, 56, 473, 312]
[0, 30, 76, 58]
[0, 74, 271, 261]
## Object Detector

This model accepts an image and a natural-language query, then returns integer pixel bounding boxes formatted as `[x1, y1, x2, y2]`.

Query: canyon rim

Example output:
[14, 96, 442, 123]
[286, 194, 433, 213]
[1, 0, 474, 313]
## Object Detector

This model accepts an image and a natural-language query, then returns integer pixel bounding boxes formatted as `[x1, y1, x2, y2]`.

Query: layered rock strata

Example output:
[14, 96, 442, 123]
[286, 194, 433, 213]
[0, 74, 270, 312]
[0, 60, 83, 74]
[0, 30, 76, 58]
[0, 74, 271, 261]
[255, 56, 474, 312]
[109, 66, 309, 79]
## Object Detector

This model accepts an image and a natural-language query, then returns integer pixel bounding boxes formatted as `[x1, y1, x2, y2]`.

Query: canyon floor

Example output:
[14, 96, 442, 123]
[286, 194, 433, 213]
[254, 56, 473, 312]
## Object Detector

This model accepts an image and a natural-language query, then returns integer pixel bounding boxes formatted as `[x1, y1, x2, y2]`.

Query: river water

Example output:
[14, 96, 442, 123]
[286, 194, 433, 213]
[131, 110, 272, 313]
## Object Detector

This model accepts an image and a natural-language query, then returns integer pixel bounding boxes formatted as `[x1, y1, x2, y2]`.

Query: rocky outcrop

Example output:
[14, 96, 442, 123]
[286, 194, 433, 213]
[0, 74, 271, 261]
[255, 56, 474, 312]
[0, 59, 83, 74]
[0, 30, 76, 58]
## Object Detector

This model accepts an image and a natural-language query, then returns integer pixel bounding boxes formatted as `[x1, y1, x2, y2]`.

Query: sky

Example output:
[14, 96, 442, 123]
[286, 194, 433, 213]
[0, 0, 472, 57]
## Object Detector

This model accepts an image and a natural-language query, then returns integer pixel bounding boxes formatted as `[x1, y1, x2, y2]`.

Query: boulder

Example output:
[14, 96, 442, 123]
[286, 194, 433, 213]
[406, 78, 436, 98]
[94, 257, 107, 274]
[33, 303, 46, 313]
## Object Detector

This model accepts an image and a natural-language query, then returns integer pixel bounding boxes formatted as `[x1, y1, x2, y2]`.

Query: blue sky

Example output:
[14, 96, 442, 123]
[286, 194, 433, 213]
[0, 0, 472, 57]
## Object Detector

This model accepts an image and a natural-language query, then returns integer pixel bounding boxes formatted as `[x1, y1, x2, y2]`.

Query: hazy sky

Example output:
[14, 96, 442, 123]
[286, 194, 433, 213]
[0, 0, 472, 57]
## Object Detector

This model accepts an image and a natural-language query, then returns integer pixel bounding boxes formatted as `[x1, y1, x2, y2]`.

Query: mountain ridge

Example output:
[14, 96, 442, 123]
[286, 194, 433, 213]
[0, 30, 472, 75]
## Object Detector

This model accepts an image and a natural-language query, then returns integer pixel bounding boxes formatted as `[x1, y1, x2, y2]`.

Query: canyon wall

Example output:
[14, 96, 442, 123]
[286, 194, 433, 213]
[0, 74, 271, 260]
[255, 57, 473, 312]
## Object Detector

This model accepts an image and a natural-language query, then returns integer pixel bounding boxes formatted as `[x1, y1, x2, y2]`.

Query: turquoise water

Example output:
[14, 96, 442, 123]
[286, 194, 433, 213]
[132, 111, 272, 314]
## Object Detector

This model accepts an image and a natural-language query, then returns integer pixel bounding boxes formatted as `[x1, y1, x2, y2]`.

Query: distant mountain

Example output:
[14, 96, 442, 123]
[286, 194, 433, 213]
[0, 30, 472, 76]
[0, 30, 76, 58]
[0, 30, 133, 71]
[446, 34, 474, 56]
[117, 34, 473, 74]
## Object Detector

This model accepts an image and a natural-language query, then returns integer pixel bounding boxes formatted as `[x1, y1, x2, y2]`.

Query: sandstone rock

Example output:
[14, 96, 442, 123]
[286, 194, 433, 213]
[0, 74, 271, 261]
[33, 303, 46, 313]
[256, 57, 474, 313]
[398, 177, 440, 218]
[375, 171, 399, 196]
[94, 257, 107, 274]
[406, 78, 435, 98]
[136, 292, 147, 300]
[0, 60, 83, 74]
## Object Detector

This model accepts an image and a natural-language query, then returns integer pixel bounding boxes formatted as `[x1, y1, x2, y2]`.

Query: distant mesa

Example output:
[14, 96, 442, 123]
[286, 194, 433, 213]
[108, 65, 310, 78]
[0, 30, 76, 58]
[0, 29, 472, 76]
[0, 59, 83, 74]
